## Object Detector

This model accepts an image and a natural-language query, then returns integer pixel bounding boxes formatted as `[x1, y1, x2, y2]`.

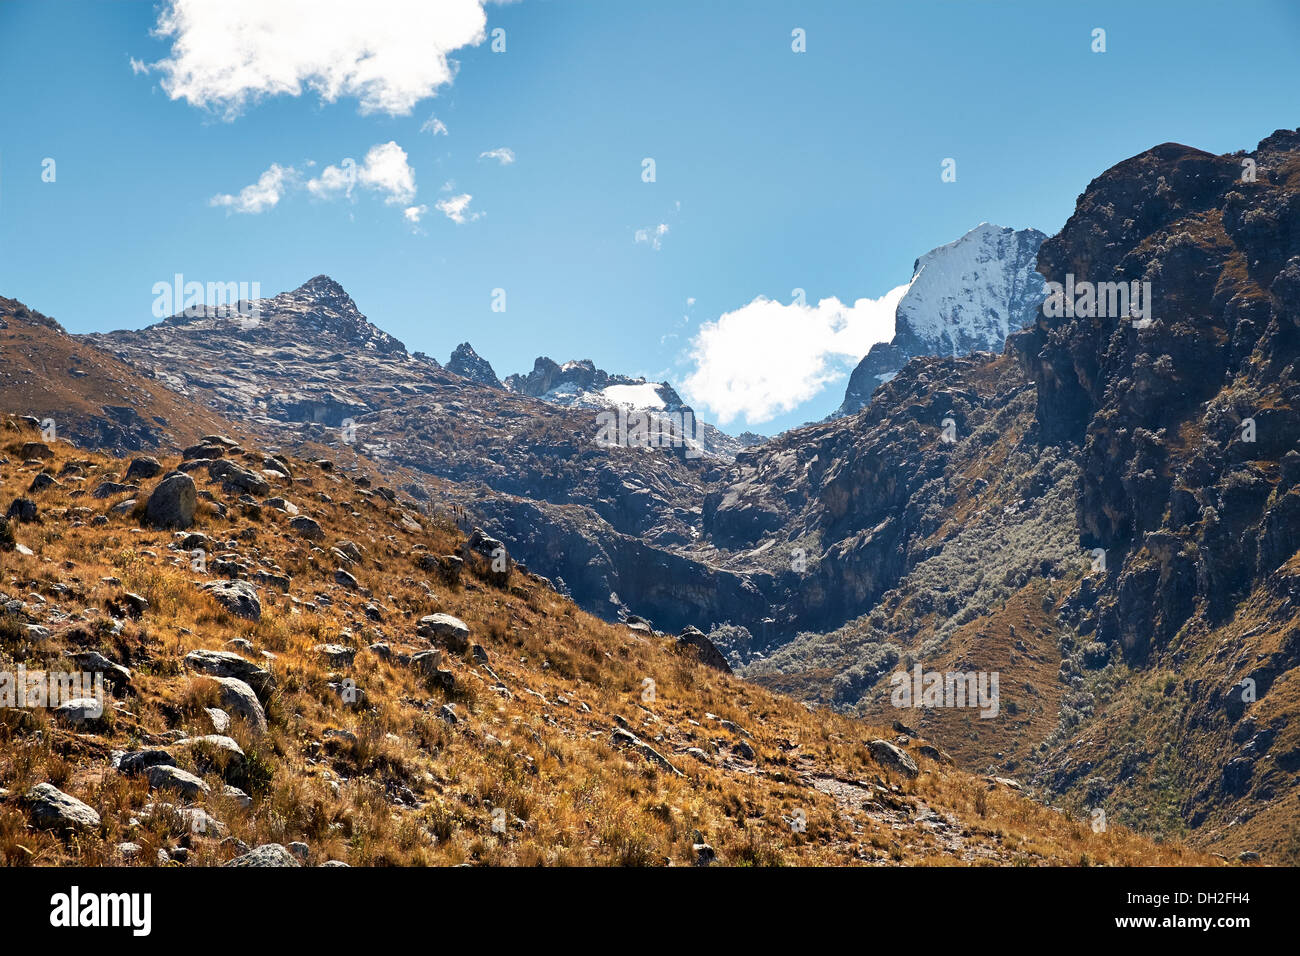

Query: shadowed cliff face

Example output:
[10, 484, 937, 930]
[1014, 129, 1300, 661]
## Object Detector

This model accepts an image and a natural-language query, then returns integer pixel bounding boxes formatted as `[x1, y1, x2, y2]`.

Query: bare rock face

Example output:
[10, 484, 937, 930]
[1013, 129, 1300, 661]
[145, 471, 197, 529]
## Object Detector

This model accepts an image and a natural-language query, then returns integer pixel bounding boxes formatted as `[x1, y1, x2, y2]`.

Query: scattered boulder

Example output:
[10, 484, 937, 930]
[183, 442, 226, 460]
[125, 456, 162, 480]
[676, 627, 732, 673]
[67, 650, 131, 688]
[92, 481, 139, 499]
[145, 764, 211, 798]
[199, 579, 261, 622]
[19, 441, 54, 460]
[223, 844, 302, 867]
[419, 613, 470, 651]
[54, 697, 105, 724]
[183, 649, 272, 698]
[145, 472, 197, 529]
[25, 783, 100, 833]
[28, 472, 59, 494]
[117, 749, 176, 776]
[205, 676, 268, 735]
[289, 515, 324, 541]
[313, 643, 355, 667]
[209, 460, 270, 496]
[6, 497, 38, 522]
[611, 727, 683, 776]
[869, 739, 920, 780]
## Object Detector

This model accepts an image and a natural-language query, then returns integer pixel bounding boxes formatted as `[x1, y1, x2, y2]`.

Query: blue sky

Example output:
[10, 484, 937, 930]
[2, 0, 1298, 435]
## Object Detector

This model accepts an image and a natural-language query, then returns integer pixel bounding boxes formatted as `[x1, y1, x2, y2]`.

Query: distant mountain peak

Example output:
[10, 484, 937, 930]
[447, 342, 502, 388]
[835, 223, 1046, 417]
[291, 274, 356, 311]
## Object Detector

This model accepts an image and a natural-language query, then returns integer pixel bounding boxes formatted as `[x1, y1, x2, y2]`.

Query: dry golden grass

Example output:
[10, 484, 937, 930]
[0, 416, 1219, 867]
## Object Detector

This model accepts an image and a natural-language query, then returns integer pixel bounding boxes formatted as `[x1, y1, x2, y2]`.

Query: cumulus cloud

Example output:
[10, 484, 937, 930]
[353, 141, 417, 205]
[146, 0, 490, 117]
[682, 285, 910, 426]
[436, 193, 481, 224]
[479, 147, 515, 165]
[421, 114, 449, 135]
[213, 142, 417, 216]
[209, 163, 296, 214]
[404, 204, 428, 223]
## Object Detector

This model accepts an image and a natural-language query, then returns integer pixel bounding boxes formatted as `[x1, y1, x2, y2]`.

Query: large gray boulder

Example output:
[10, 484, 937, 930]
[199, 580, 261, 622]
[206, 676, 268, 735]
[223, 843, 302, 867]
[869, 739, 920, 780]
[146, 472, 197, 529]
[25, 783, 100, 832]
[125, 456, 162, 480]
[184, 648, 272, 698]
[418, 613, 470, 651]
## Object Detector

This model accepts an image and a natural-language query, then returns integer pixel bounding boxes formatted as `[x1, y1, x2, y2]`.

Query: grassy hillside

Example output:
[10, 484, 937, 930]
[0, 416, 1214, 866]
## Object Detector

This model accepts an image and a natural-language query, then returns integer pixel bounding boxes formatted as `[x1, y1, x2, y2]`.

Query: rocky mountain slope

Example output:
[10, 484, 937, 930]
[0, 416, 1205, 866]
[837, 224, 1046, 416]
[0, 297, 245, 452]
[81, 279, 770, 630]
[718, 129, 1300, 863]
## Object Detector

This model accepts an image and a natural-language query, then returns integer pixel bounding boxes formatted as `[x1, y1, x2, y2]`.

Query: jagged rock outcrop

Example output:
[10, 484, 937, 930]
[446, 343, 501, 388]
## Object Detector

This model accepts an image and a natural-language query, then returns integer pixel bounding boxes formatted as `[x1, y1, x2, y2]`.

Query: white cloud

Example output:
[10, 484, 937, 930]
[147, 0, 491, 117]
[635, 223, 669, 250]
[404, 204, 428, 223]
[209, 163, 296, 214]
[306, 141, 417, 205]
[356, 141, 417, 204]
[129, 57, 149, 75]
[421, 114, 448, 135]
[436, 193, 481, 224]
[213, 142, 417, 218]
[479, 147, 515, 165]
[682, 285, 910, 426]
